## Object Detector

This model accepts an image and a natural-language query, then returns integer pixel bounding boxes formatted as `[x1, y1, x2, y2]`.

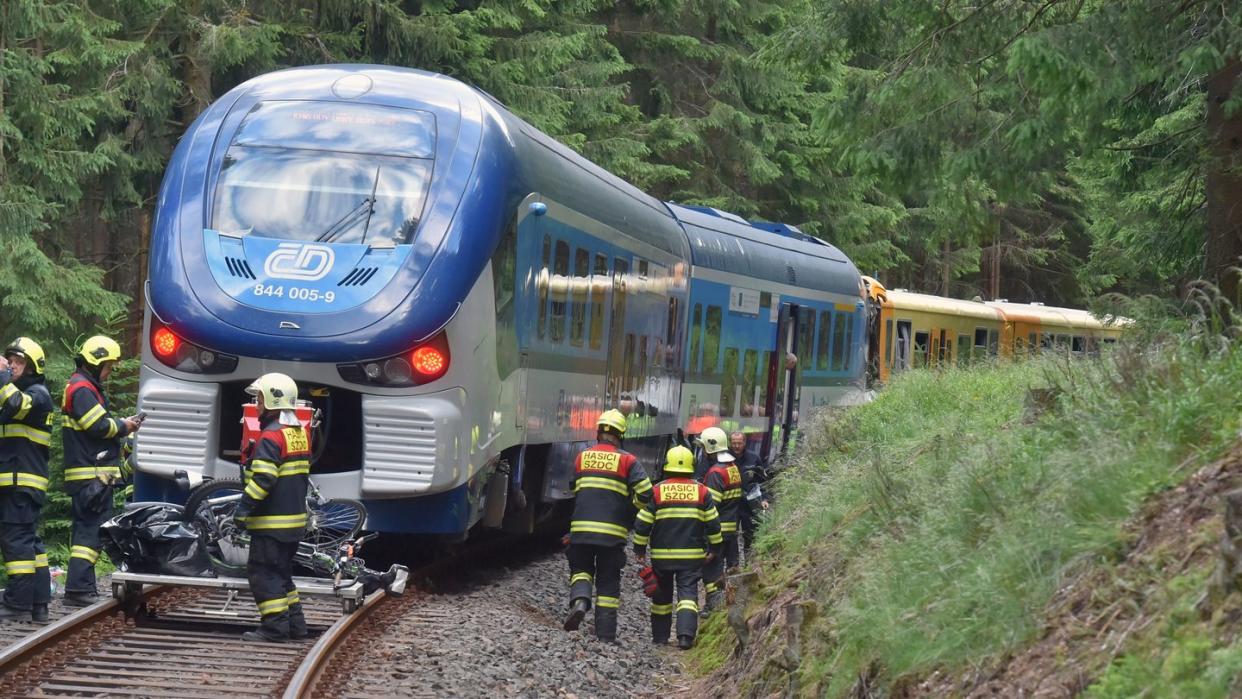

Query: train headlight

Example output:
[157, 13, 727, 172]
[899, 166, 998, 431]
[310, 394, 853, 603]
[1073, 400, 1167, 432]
[337, 331, 451, 387]
[149, 321, 239, 374]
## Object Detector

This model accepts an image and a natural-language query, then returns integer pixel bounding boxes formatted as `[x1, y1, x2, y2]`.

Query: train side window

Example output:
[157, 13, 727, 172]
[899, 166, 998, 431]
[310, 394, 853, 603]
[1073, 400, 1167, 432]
[492, 222, 518, 377]
[987, 329, 999, 356]
[637, 259, 649, 277]
[635, 336, 648, 392]
[689, 304, 703, 374]
[570, 248, 589, 347]
[914, 331, 930, 368]
[538, 235, 551, 339]
[702, 305, 722, 375]
[799, 309, 816, 373]
[957, 334, 970, 366]
[758, 350, 772, 416]
[549, 240, 569, 344]
[842, 313, 854, 370]
[884, 319, 894, 367]
[1055, 334, 1070, 353]
[741, 349, 758, 416]
[622, 333, 636, 395]
[1071, 336, 1085, 354]
[720, 348, 739, 416]
[665, 298, 679, 369]
[973, 327, 987, 360]
[817, 311, 831, 370]
[895, 320, 912, 371]
[1041, 332, 1053, 350]
[1029, 332, 1039, 354]
[832, 313, 849, 371]
[1085, 336, 1099, 357]
[589, 254, 608, 350]
[760, 292, 772, 311]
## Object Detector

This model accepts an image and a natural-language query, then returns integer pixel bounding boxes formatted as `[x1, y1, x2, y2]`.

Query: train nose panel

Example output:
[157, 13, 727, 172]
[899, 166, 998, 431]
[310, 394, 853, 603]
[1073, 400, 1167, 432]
[204, 230, 412, 315]
[361, 389, 467, 497]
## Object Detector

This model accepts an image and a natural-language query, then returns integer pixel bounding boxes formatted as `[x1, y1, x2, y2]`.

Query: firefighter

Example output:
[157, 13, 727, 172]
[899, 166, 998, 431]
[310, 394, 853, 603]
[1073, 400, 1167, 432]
[0, 339, 54, 621]
[731, 431, 770, 556]
[699, 426, 741, 613]
[563, 409, 653, 643]
[633, 445, 722, 649]
[61, 335, 140, 606]
[233, 373, 310, 642]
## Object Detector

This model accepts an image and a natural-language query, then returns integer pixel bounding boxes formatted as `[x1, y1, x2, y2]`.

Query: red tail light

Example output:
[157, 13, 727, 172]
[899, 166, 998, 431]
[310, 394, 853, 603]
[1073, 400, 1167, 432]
[152, 327, 180, 358]
[412, 346, 446, 377]
[148, 321, 238, 374]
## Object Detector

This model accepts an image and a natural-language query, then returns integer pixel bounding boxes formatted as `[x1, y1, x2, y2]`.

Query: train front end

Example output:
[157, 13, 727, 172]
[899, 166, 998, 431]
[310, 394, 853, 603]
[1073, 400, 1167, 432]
[134, 66, 515, 535]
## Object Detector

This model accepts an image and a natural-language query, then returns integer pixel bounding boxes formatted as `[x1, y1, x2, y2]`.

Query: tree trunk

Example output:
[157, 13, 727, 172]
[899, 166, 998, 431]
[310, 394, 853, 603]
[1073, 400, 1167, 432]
[941, 238, 951, 296]
[1204, 57, 1242, 303]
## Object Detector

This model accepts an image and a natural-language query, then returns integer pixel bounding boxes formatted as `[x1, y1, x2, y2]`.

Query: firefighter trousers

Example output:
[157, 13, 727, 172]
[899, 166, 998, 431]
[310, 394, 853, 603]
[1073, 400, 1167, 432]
[566, 543, 624, 641]
[1, 490, 50, 611]
[66, 487, 113, 595]
[247, 535, 302, 639]
[651, 567, 701, 643]
[703, 535, 739, 594]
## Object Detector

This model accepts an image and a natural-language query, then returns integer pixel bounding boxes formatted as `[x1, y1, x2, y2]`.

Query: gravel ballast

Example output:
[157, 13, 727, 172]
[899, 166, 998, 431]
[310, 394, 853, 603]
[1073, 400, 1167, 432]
[338, 546, 692, 698]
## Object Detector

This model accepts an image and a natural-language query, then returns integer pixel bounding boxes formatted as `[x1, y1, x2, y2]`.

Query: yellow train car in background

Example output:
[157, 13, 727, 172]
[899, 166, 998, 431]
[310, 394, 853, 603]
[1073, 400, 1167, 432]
[863, 277, 1124, 384]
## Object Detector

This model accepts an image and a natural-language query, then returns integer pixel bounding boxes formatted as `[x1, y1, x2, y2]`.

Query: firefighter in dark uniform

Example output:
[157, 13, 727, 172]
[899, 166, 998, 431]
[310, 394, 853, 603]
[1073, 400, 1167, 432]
[699, 426, 741, 613]
[61, 335, 140, 606]
[731, 431, 770, 556]
[633, 445, 722, 649]
[563, 409, 652, 643]
[0, 338, 54, 621]
[233, 372, 311, 642]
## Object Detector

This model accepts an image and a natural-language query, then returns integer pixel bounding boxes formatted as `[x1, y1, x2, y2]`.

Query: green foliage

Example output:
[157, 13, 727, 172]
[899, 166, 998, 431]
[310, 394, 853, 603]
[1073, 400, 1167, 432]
[735, 301, 1242, 696]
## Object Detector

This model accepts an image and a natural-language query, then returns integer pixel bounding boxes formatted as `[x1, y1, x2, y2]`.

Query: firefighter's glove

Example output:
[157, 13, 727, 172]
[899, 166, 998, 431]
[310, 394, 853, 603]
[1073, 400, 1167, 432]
[561, 533, 571, 547]
[231, 504, 251, 533]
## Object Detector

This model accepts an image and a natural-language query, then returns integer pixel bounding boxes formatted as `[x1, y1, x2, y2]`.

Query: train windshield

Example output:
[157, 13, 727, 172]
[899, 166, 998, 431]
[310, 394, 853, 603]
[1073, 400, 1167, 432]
[211, 101, 435, 245]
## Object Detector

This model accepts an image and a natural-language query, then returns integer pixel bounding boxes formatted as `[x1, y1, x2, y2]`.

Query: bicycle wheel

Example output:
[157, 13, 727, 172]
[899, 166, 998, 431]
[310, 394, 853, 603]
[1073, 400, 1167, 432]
[182, 479, 245, 521]
[305, 498, 366, 549]
[182, 479, 249, 577]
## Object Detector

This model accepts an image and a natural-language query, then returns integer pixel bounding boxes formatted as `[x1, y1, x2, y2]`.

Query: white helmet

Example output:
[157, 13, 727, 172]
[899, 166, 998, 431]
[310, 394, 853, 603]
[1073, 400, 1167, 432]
[245, 373, 298, 411]
[698, 426, 729, 455]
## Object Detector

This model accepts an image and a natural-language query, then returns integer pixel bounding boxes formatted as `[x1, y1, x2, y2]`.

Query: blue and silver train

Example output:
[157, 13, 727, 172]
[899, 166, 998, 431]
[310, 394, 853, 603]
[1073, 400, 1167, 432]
[133, 65, 867, 536]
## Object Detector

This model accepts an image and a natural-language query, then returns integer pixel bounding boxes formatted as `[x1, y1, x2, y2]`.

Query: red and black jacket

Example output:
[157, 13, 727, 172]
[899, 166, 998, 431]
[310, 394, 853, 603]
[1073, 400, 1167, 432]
[704, 459, 743, 537]
[241, 417, 311, 543]
[632, 478, 723, 571]
[0, 372, 54, 498]
[60, 370, 130, 494]
[568, 442, 653, 546]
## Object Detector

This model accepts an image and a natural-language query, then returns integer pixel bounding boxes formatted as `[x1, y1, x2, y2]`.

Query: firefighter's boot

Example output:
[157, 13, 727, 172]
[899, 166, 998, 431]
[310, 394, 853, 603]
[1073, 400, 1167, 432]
[563, 598, 590, 631]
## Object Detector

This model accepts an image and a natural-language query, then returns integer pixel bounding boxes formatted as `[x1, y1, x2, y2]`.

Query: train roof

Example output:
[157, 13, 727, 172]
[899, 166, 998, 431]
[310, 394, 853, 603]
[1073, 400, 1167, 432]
[883, 289, 1005, 322]
[984, 300, 1122, 331]
[666, 203, 861, 297]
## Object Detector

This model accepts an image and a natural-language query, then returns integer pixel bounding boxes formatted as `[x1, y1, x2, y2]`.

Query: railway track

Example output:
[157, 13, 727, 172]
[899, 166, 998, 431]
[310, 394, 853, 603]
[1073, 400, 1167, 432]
[0, 583, 390, 698]
[0, 534, 545, 698]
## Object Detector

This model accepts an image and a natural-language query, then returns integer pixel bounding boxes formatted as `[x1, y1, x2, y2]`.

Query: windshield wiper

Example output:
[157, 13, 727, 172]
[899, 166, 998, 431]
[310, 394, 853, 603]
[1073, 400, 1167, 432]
[313, 165, 382, 244]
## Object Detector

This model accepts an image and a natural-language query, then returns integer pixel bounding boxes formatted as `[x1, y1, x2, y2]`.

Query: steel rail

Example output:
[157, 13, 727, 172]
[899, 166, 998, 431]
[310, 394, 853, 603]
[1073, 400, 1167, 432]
[282, 588, 388, 698]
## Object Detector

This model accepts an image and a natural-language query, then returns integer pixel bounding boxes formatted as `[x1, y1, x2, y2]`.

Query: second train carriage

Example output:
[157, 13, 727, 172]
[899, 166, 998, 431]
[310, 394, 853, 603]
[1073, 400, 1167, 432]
[865, 277, 1124, 384]
[132, 64, 869, 537]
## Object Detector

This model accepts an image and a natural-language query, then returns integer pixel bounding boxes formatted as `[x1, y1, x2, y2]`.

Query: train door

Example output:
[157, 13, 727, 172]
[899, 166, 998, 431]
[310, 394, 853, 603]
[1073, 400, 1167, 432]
[604, 258, 629, 407]
[761, 302, 803, 462]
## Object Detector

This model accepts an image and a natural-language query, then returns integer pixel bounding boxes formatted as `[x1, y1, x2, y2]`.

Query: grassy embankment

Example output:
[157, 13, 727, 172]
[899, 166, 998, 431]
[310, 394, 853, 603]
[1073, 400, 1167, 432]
[695, 307, 1242, 696]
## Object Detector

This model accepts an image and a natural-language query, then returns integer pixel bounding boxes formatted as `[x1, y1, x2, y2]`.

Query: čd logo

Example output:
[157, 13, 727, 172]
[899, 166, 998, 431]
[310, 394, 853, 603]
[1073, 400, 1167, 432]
[263, 243, 335, 281]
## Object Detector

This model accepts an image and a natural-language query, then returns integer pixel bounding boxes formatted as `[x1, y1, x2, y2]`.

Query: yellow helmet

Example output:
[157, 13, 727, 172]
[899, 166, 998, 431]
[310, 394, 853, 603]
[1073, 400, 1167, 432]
[698, 426, 729, 454]
[79, 335, 122, 367]
[663, 445, 695, 475]
[5, 337, 46, 376]
[596, 409, 627, 435]
[245, 373, 299, 411]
